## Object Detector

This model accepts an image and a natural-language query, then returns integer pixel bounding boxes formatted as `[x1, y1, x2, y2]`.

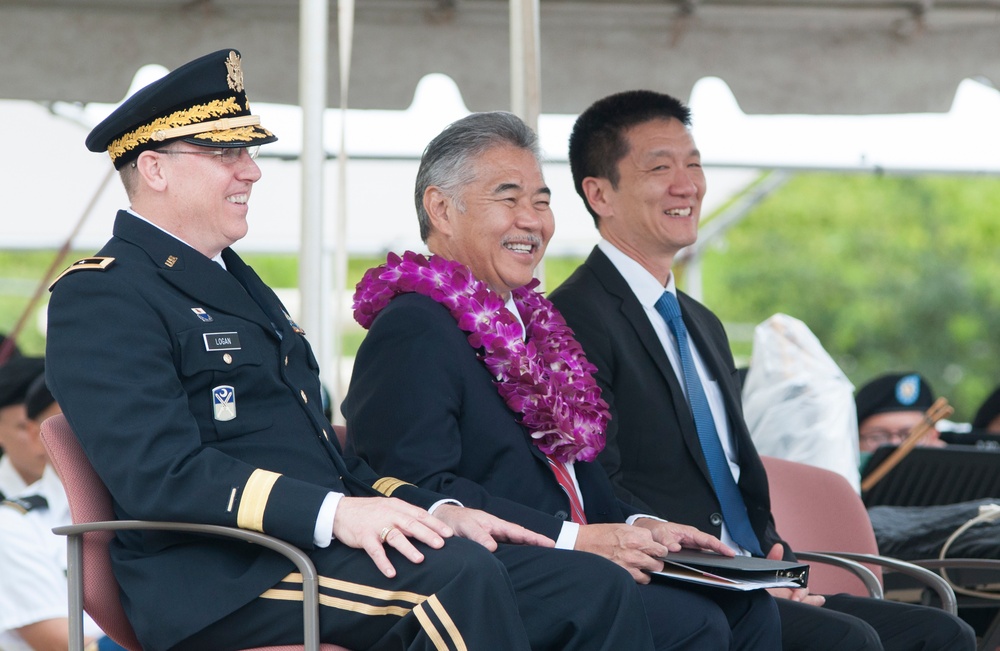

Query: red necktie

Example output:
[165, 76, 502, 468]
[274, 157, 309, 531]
[546, 456, 588, 524]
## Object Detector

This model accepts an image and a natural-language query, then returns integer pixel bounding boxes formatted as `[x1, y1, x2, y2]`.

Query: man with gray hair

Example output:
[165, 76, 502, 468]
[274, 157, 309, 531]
[345, 111, 782, 650]
[46, 49, 636, 651]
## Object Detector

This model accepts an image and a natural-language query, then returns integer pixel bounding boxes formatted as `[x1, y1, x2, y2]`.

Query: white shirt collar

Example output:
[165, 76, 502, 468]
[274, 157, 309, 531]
[127, 209, 227, 269]
[505, 295, 526, 339]
[597, 239, 677, 308]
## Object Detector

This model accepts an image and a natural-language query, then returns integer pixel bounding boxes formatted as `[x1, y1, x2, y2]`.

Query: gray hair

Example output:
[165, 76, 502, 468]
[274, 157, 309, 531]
[118, 161, 140, 198]
[414, 111, 540, 241]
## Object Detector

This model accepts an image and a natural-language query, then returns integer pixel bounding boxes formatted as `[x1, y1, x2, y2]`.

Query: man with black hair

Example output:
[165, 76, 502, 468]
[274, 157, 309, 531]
[0, 355, 46, 498]
[550, 88, 975, 651]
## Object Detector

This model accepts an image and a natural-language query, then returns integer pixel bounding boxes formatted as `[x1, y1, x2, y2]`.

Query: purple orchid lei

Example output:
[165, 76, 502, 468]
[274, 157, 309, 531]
[353, 250, 608, 463]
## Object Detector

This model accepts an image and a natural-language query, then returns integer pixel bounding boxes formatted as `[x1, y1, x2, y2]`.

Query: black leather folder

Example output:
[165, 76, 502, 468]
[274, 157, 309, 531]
[652, 550, 809, 591]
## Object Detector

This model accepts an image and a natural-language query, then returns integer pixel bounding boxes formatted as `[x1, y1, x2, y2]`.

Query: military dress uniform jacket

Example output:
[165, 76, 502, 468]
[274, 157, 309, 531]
[343, 292, 639, 542]
[548, 247, 789, 559]
[45, 212, 443, 650]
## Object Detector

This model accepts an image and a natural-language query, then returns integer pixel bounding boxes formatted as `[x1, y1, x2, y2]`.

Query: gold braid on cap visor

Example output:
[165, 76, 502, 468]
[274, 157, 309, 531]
[106, 96, 272, 164]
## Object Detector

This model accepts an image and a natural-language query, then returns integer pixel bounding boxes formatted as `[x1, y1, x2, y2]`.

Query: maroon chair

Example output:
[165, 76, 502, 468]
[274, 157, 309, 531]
[40, 413, 349, 651]
[761, 454, 957, 612]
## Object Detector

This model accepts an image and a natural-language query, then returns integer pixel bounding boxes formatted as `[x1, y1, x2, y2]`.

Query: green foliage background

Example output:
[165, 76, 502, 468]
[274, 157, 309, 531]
[4, 172, 998, 420]
[699, 172, 1000, 421]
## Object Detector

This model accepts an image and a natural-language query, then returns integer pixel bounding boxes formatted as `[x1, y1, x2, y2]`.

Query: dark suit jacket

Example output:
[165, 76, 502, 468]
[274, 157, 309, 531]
[548, 246, 791, 560]
[343, 292, 638, 542]
[45, 212, 441, 650]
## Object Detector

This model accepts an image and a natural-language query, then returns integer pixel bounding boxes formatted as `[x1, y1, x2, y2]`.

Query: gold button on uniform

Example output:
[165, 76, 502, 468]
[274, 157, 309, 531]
[223, 353, 233, 364]
[300, 390, 308, 403]
[284, 356, 289, 366]
[322, 430, 330, 441]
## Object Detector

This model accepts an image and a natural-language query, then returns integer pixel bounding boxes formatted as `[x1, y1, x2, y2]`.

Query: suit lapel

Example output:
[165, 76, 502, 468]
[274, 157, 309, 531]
[584, 249, 713, 483]
[223, 250, 297, 345]
[586, 250, 679, 392]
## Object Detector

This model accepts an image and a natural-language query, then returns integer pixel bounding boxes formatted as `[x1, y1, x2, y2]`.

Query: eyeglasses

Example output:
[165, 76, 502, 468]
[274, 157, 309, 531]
[859, 428, 910, 446]
[859, 426, 916, 448]
[161, 146, 260, 164]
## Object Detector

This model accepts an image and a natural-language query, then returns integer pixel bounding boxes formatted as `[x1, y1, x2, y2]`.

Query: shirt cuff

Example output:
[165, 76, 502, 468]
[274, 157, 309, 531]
[428, 499, 463, 514]
[626, 513, 667, 525]
[314, 491, 344, 547]
[555, 521, 580, 549]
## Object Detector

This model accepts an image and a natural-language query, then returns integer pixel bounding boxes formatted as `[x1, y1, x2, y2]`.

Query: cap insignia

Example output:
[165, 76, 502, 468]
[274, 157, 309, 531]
[895, 374, 921, 406]
[226, 51, 244, 93]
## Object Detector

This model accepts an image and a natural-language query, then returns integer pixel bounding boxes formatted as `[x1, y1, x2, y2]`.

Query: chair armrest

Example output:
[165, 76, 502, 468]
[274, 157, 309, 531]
[818, 551, 958, 615]
[910, 558, 1000, 599]
[792, 551, 884, 599]
[52, 520, 321, 651]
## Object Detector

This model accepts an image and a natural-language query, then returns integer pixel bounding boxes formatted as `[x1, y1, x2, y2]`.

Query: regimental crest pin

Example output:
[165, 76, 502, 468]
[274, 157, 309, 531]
[282, 309, 306, 335]
[192, 307, 214, 323]
[213, 385, 237, 421]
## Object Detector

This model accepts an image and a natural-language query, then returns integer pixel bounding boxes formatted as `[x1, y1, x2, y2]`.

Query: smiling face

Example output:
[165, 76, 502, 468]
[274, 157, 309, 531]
[582, 117, 706, 284]
[425, 144, 554, 298]
[134, 144, 262, 258]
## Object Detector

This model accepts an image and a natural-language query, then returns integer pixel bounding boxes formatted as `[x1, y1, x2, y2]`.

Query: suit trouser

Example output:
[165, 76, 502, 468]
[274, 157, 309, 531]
[170, 539, 655, 651]
[639, 579, 782, 650]
[778, 593, 976, 651]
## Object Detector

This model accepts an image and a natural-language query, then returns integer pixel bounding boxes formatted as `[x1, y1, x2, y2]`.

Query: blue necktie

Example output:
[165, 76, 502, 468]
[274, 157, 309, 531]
[655, 291, 763, 556]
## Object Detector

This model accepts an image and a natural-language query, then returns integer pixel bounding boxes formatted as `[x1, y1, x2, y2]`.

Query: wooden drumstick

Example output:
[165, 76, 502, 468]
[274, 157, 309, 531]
[861, 397, 953, 493]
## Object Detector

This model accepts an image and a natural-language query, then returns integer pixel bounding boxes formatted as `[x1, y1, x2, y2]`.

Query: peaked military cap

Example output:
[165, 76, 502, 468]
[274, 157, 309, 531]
[856, 372, 935, 426]
[86, 49, 277, 169]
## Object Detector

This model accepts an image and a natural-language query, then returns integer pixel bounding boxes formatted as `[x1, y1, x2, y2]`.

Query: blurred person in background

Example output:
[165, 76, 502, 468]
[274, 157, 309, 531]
[0, 370, 127, 651]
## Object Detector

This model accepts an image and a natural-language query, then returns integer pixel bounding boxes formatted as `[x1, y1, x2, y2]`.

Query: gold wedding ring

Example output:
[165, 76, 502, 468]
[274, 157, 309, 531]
[379, 526, 395, 543]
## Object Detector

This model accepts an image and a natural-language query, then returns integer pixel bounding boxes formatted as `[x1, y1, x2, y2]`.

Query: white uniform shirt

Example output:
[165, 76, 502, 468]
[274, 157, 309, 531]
[0, 456, 28, 499]
[0, 466, 102, 651]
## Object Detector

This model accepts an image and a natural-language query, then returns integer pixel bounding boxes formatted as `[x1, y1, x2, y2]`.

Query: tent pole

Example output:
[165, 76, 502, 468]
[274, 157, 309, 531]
[510, 0, 544, 287]
[298, 0, 329, 390]
[330, 0, 355, 422]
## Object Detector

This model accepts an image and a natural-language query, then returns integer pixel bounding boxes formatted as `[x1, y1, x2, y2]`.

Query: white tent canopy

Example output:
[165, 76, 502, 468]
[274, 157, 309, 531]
[5, 0, 1000, 115]
[5, 0, 1000, 408]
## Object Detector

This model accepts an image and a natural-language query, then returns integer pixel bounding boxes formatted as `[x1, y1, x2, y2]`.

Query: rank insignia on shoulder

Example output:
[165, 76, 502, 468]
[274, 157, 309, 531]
[213, 385, 237, 421]
[49, 257, 115, 290]
[1, 495, 48, 514]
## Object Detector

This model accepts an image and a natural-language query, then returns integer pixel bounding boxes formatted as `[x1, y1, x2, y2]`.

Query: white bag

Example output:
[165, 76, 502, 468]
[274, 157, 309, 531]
[742, 313, 862, 492]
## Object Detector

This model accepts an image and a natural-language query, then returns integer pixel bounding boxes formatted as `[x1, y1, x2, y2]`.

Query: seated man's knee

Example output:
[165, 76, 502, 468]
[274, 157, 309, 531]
[638, 584, 732, 649]
[913, 609, 976, 651]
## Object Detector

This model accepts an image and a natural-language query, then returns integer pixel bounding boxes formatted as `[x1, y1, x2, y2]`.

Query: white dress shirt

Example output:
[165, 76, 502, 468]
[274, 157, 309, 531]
[598, 240, 750, 555]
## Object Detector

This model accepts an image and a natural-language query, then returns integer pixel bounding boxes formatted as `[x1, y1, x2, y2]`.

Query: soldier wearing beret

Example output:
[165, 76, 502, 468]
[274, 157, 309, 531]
[972, 385, 1000, 434]
[855, 373, 945, 465]
[45, 49, 652, 651]
[0, 356, 46, 498]
[0, 370, 128, 651]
